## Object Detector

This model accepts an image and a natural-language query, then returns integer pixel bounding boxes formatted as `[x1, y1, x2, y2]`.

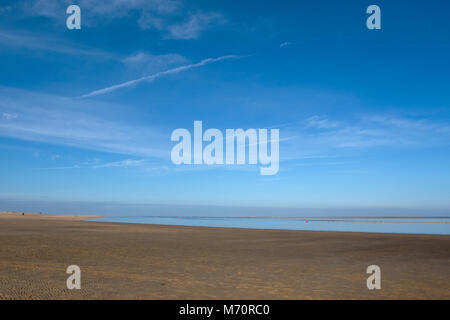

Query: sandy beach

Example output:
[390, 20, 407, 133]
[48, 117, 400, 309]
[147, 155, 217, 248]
[0, 211, 449, 300]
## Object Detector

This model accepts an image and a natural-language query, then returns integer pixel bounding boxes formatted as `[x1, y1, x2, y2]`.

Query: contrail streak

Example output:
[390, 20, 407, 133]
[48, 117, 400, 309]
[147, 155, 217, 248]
[79, 54, 245, 98]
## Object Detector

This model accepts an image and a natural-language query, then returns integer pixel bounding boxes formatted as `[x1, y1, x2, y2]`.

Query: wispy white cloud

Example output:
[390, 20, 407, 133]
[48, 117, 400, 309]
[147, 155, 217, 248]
[0, 29, 117, 59]
[304, 115, 340, 129]
[364, 115, 450, 134]
[0, 29, 191, 70]
[280, 41, 293, 48]
[41, 159, 145, 170]
[93, 159, 145, 168]
[8, 0, 223, 39]
[0, 86, 169, 158]
[139, 10, 225, 39]
[2, 112, 18, 120]
[80, 54, 246, 98]
[165, 12, 226, 39]
[3, 84, 449, 176]
[286, 114, 450, 151]
[0, 29, 194, 80]
[18, 0, 180, 21]
[121, 52, 188, 74]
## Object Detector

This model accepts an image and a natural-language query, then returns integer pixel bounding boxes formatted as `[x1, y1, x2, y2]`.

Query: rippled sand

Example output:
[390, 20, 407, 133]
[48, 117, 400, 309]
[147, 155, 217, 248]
[0, 211, 449, 299]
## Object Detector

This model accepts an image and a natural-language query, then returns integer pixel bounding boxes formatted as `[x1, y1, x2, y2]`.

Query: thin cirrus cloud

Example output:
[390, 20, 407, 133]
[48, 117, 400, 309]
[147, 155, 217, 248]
[304, 115, 340, 129]
[20, 0, 181, 21]
[42, 159, 146, 170]
[11, 0, 223, 39]
[93, 159, 145, 168]
[0, 29, 192, 77]
[2, 84, 450, 162]
[280, 41, 293, 48]
[0, 29, 117, 59]
[121, 52, 188, 74]
[164, 12, 226, 39]
[79, 54, 246, 98]
[283, 114, 450, 154]
[2, 112, 18, 120]
[0, 86, 169, 159]
[3, 84, 450, 172]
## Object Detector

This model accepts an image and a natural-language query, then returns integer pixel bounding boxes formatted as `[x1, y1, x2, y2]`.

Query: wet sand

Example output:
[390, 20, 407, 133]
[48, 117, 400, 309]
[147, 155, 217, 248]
[0, 211, 449, 299]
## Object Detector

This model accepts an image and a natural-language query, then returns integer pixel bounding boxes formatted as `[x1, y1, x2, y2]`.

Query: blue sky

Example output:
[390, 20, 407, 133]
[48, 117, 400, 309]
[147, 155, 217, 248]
[1, 0, 450, 215]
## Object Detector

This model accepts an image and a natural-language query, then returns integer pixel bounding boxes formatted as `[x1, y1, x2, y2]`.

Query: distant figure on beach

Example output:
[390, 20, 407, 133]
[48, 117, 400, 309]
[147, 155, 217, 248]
[22, 212, 24, 216]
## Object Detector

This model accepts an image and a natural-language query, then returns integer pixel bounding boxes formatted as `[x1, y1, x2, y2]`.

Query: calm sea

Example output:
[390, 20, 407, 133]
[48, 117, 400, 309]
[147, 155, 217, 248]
[91, 216, 450, 235]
